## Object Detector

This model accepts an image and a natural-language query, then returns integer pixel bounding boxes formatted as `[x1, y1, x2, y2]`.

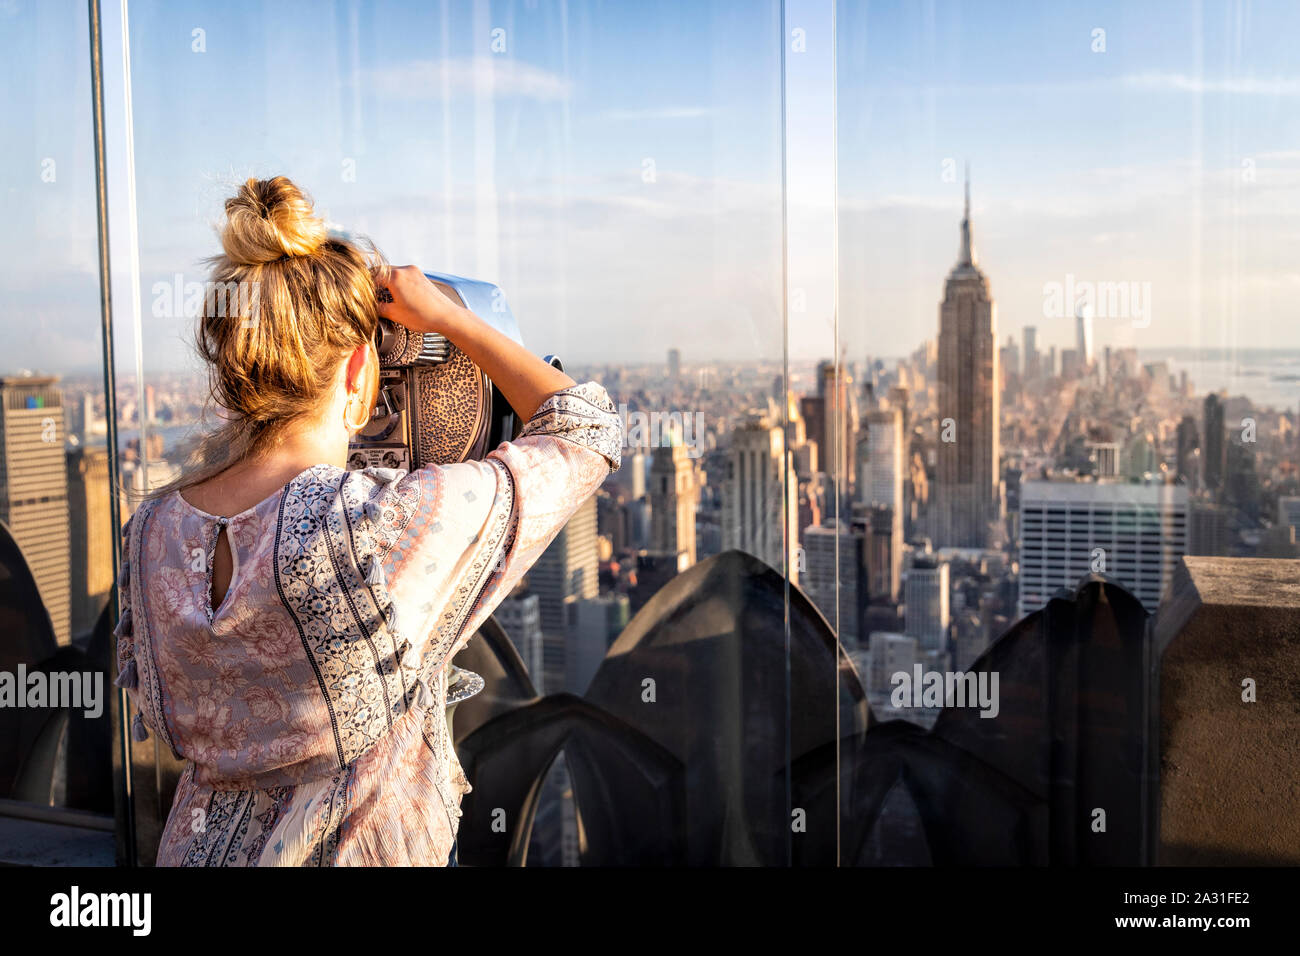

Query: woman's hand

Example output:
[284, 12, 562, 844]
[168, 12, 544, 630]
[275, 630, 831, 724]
[376, 265, 464, 334]
[376, 262, 575, 420]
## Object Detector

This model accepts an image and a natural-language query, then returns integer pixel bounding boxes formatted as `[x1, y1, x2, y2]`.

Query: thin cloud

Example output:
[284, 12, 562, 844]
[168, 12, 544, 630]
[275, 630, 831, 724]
[596, 107, 713, 120]
[861, 73, 1300, 99]
[367, 56, 572, 101]
[1123, 71, 1300, 95]
[839, 194, 959, 213]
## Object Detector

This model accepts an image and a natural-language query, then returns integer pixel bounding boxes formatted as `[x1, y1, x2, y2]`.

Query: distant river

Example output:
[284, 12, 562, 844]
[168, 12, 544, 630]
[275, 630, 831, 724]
[1139, 349, 1300, 411]
[92, 423, 208, 457]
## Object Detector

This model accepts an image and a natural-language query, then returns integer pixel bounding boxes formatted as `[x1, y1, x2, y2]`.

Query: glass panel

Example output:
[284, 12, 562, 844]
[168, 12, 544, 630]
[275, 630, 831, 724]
[118, 0, 792, 865]
[782, 0, 861, 866]
[0, 0, 119, 830]
[836, 0, 1299, 865]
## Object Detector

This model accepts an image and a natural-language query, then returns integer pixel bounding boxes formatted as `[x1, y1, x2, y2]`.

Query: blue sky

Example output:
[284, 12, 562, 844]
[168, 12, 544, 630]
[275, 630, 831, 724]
[836, 0, 1300, 366]
[2, 0, 1298, 378]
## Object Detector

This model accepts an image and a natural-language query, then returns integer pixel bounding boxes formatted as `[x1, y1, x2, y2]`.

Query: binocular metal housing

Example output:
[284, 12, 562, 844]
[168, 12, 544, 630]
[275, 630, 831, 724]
[347, 272, 562, 471]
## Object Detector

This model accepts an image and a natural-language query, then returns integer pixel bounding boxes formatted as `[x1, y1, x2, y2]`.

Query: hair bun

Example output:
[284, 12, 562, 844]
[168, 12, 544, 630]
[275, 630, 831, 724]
[220, 176, 327, 266]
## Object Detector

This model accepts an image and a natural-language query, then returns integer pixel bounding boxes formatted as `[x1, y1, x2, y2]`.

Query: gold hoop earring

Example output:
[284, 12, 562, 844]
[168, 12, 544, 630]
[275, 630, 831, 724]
[344, 393, 369, 434]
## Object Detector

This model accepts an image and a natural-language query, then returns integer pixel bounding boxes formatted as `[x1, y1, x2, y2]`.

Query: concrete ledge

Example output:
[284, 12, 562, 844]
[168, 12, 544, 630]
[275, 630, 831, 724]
[0, 814, 115, 866]
[1156, 557, 1300, 865]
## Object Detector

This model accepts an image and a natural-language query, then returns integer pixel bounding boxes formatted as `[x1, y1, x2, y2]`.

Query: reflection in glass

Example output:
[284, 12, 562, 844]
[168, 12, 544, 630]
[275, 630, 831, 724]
[834, 0, 1300, 864]
[0, 1, 119, 827]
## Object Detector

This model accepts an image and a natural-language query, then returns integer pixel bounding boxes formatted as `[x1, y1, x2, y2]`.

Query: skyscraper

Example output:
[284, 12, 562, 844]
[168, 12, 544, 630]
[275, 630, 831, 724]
[0, 376, 71, 644]
[802, 519, 866, 646]
[495, 589, 545, 684]
[529, 494, 599, 693]
[867, 631, 918, 696]
[67, 444, 115, 638]
[667, 348, 681, 381]
[817, 360, 858, 504]
[1022, 325, 1039, 381]
[722, 412, 799, 584]
[1075, 305, 1094, 368]
[1087, 441, 1121, 478]
[935, 172, 1001, 548]
[615, 448, 647, 501]
[858, 408, 904, 605]
[79, 392, 97, 443]
[1001, 336, 1020, 391]
[886, 385, 911, 440]
[1188, 502, 1230, 557]
[1203, 393, 1227, 498]
[860, 407, 904, 512]
[788, 391, 819, 480]
[648, 441, 698, 571]
[568, 593, 630, 694]
[904, 557, 950, 653]
[799, 393, 825, 473]
[1123, 431, 1158, 480]
[1175, 414, 1200, 487]
[1018, 479, 1189, 615]
[865, 504, 902, 603]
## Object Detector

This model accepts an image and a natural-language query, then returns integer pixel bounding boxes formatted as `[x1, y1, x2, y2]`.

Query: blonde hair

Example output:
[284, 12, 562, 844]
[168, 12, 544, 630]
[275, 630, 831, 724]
[150, 176, 389, 498]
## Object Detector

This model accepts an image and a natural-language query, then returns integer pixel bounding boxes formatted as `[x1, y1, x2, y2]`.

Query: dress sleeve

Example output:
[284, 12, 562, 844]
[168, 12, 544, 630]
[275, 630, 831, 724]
[368, 381, 622, 683]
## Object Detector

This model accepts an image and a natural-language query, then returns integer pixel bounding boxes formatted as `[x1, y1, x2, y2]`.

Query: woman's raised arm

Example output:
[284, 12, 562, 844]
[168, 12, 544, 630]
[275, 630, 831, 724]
[377, 264, 575, 421]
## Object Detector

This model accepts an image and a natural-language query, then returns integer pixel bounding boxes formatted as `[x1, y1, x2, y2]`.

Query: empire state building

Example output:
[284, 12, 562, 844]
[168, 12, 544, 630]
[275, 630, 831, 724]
[935, 173, 1001, 549]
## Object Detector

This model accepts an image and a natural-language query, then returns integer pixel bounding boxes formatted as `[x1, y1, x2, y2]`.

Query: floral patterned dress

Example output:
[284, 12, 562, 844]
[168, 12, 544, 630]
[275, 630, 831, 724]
[113, 383, 622, 866]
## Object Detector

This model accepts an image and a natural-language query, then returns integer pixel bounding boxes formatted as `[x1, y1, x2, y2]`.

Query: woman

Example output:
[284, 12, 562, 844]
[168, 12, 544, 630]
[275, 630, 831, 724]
[113, 176, 622, 866]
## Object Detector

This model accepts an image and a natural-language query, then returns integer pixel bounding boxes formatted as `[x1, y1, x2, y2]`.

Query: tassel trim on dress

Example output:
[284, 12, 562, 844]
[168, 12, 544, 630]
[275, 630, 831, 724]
[115, 659, 138, 689]
[132, 712, 149, 742]
[364, 466, 405, 485]
[112, 606, 132, 638]
[397, 639, 421, 671]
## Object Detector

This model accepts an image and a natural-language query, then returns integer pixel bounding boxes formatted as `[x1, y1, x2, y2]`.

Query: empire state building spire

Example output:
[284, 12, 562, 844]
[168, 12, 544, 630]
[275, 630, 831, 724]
[959, 163, 976, 268]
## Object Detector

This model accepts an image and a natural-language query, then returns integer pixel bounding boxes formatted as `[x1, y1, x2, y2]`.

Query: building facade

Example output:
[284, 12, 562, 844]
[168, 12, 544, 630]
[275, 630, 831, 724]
[722, 413, 800, 584]
[1019, 479, 1189, 616]
[0, 376, 71, 644]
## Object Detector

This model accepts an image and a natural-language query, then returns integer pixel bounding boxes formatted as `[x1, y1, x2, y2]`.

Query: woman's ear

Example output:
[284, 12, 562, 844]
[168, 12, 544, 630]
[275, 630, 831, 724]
[344, 343, 370, 393]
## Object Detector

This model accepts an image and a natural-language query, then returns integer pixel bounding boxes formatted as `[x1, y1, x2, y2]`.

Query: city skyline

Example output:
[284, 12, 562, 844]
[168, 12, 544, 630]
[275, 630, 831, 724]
[1, 164, 1295, 866]
[2, 0, 1296, 740]
[4, 0, 1299, 882]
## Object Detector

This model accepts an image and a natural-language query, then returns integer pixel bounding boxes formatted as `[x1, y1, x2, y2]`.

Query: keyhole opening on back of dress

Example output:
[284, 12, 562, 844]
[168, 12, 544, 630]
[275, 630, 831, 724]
[211, 524, 233, 612]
